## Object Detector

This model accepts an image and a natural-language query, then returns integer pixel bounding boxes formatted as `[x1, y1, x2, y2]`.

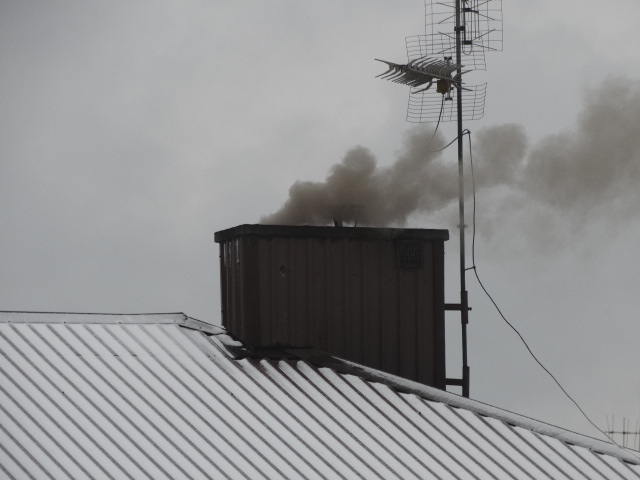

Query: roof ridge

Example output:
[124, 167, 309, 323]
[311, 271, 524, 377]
[0, 311, 188, 325]
[0, 310, 187, 316]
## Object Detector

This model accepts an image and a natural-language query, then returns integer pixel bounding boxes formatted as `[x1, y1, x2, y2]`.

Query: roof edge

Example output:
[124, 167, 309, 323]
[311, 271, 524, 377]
[287, 348, 640, 465]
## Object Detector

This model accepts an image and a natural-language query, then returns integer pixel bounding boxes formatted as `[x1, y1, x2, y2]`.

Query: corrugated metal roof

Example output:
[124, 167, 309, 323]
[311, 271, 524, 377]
[1, 311, 639, 479]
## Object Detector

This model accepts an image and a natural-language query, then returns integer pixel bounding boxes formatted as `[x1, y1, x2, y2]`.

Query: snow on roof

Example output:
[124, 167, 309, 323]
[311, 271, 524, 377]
[1, 311, 639, 479]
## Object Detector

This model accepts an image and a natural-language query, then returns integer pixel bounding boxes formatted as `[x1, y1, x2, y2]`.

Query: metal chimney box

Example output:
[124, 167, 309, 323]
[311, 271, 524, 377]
[214, 224, 449, 388]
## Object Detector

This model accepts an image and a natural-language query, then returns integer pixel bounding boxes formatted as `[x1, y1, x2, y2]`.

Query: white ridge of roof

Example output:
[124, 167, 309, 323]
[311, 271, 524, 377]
[1, 311, 639, 480]
[0, 310, 224, 334]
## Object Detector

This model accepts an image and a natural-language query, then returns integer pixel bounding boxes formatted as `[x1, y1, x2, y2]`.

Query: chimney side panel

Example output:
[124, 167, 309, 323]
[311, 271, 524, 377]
[345, 239, 364, 364]
[308, 237, 328, 349]
[379, 240, 400, 376]
[415, 240, 436, 386]
[292, 238, 310, 347]
[215, 225, 448, 388]
[257, 236, 273, 345]
[361, 239, 383, 371]
[326, 239, 346, 356]
[431, 240, 446, 388]
[398, 263, 419, 382]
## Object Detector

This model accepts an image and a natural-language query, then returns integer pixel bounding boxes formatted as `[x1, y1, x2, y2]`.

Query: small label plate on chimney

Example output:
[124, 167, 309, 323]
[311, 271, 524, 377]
[397, 240, 423, 268]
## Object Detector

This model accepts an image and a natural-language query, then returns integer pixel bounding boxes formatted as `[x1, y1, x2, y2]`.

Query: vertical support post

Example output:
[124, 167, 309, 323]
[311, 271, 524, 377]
[455, 0, 470, 398]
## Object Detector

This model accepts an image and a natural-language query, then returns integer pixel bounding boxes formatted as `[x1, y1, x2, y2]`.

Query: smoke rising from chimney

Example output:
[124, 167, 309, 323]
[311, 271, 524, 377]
[260, 128, 458, 226]
[262, 78, 640, 233]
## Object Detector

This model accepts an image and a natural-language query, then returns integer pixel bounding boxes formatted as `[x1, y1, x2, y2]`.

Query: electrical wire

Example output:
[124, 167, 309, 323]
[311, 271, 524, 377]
[426, 94, 446, 151]
[464, 131, 640, 460]
[430, 134, 458, 153]
[431, 128, 470, 154]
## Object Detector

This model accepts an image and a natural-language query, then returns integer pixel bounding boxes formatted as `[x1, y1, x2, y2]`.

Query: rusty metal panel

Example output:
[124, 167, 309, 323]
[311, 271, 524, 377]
[214, 224, 449, 388]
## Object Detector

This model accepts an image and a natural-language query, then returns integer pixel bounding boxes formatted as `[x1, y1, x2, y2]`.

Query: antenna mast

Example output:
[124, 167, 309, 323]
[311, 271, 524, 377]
[376, 0, 502, 397]
[454, 0, 470, 398]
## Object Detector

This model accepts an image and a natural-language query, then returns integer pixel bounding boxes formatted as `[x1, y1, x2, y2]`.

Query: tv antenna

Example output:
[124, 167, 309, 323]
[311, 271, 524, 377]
[376, 0, 502, 397]
[606, 415, 640, 451]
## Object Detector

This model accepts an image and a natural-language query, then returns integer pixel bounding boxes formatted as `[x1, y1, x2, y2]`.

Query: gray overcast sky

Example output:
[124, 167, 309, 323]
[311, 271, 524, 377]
[2, 0, 640, 442]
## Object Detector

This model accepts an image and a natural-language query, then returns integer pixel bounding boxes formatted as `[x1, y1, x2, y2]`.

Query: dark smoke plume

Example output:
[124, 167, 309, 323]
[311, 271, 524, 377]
[262, 77, 640, 231]
[474, 77, 640, 229]
[261, 128, 457, 226]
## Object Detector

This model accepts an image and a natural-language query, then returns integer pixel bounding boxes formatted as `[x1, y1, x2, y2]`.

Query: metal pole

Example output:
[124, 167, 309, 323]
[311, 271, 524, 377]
[455, 0, 470, 398]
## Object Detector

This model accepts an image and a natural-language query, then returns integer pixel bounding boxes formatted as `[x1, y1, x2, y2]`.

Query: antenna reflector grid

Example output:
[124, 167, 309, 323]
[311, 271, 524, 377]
[407, 83, 487, 123]
[424, 0, 503, 54]
[406, 35, 486, 71]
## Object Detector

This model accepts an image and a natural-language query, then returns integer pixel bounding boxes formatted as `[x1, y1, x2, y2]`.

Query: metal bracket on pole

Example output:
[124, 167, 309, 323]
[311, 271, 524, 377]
[445, 303, 472, 311]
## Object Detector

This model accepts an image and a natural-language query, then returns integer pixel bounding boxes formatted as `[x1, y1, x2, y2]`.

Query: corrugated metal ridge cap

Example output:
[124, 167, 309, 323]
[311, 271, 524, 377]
[182, 315, 226, 334]
[284, 348, 640, 466]
[0, 311, 225, 334]
[214, 224, 450, 243]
